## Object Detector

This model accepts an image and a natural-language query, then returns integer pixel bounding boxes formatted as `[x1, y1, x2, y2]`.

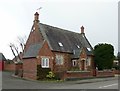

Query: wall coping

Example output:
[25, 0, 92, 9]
[98, 70, 113, 72]
[67, 71, 90, 73]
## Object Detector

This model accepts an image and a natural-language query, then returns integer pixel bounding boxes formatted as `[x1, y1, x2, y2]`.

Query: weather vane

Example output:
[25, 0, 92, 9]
[37, 7, 42, 13]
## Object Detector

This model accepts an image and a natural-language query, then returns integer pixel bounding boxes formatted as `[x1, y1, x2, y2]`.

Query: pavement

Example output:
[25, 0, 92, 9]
[0, 72, 2, 90]
[65, 76, 118, 84]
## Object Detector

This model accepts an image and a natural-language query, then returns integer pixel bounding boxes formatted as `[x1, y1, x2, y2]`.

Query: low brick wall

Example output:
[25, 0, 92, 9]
[0, 61, 4, 71]
[4, 63, 15, 71]
[96, 71, 114, 77]
[113, 70, 120, 74]
[14, 64, 23, 77]
[61, 70, 115, 80]
[63, 71, 93, 80]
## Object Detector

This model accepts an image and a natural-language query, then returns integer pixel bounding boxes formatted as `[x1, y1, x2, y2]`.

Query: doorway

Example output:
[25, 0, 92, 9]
[81, 60, 85, 70]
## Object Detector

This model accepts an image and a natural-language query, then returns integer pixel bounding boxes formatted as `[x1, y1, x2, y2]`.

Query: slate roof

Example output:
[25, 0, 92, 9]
[39, 23, 93, 53]
[0, 53, 6, 61]
[23, 23, 93, 58]
[23, 43, 43, 58]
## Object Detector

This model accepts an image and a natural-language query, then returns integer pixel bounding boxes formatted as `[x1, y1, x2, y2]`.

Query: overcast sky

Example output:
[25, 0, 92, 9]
[0, 0, 119, 59]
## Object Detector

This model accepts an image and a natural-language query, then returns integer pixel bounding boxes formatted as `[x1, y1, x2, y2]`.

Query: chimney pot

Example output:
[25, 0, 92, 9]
[81, 26, 84, 34]
[34, 12, 39, 21]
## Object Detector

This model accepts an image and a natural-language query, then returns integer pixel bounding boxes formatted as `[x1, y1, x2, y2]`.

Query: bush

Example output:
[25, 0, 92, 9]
[70, 67, 79, 71]
[113, 65, 120, 70]
[46, 71, 55, 79]
[37, 65, 51, 80]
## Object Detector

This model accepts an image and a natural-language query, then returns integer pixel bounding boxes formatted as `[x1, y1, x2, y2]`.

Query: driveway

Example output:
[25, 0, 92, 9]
[2, 71, 119, 90]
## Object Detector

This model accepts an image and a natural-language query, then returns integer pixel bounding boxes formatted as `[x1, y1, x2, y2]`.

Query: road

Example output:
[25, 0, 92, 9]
[2, 71, 119, 90]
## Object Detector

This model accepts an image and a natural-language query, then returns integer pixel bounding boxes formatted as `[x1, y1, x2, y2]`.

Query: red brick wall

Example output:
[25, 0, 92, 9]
[79, 48, 94, 71]
[15, 63, 23, 77]
[4, 63, 15, 71]
[24, 22, 44, 53]
[113, 70, 120, 74]
[23, 58, 37, 80]
[0, 61, 4, 71]
[23, 41, 54, 80]
[37, 41, 54, 70]
[53, 52, 72, 72]
[37, 41, 72, 73]
[80, 48, 87, 59]
[96, 71, 114, 77]
[61, 70, 114, 80]
[62, 71, 93, 80]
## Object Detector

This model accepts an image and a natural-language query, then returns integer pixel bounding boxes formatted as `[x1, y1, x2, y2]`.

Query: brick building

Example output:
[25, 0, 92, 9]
[22, 12, 95, 80]
[0, 53, 6, 71]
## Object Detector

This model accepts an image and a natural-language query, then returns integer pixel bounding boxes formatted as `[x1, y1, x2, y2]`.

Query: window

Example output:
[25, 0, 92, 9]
[41, 58, 49, 68]
[77, 45, 80, 48]
[58, 42, 63, 47]
[86, 57, 91, 66]
[72, 60, 77, 66]
[56, 55, 64, 65]
[87, 48, 91, 51]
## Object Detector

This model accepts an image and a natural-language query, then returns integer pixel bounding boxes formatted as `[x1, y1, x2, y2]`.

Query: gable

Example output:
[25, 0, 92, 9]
[24, 27, 44, 53]
[72, 47, 93, 59]
[39, 23, 93, 54]
[80, 48, 87, 59]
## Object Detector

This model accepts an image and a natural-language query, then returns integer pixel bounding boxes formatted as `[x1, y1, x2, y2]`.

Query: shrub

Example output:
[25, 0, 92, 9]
[46, 71, 55, 79]
[70, 67, 79, 71]
[37, 65, 51, 80]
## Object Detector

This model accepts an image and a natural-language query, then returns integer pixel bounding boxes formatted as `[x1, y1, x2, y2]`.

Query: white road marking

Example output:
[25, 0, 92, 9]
[99, 83, 118, 88]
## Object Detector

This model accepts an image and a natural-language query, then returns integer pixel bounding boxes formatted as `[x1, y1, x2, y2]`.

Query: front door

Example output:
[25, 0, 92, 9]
[81, 60, 85, 70]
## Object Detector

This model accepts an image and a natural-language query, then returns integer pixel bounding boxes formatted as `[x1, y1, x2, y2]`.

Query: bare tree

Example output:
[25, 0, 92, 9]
[9, 35, 27, 63]
[17, 35, 27, 53]
[9, 43, 18, 63]
[9, 43, 17, 61]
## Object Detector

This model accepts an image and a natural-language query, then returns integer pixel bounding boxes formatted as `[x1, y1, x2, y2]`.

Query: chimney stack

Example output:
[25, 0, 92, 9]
[34, 12, 39, 22]
[81, 26, 84, 34]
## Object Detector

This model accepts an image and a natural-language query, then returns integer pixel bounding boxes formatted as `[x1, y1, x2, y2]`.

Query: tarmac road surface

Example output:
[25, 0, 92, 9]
[2, 71, 119, 90]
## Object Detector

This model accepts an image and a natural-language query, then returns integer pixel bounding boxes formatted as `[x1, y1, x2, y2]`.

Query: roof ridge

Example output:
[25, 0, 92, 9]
[39, 23, 81, 34]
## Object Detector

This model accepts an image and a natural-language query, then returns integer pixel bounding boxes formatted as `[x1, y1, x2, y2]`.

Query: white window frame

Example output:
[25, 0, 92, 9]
[86, 57, 91, 66]
[56, 55, 64, 65]
[41, 57, 49, 68]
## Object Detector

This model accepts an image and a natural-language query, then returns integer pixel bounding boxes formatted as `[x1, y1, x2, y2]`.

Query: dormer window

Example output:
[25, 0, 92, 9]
[87, 48, 91, 51]
[77, 45, 80, 48]
[58, 42, 63, 47]
[82, 35, 85, 38]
